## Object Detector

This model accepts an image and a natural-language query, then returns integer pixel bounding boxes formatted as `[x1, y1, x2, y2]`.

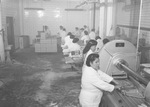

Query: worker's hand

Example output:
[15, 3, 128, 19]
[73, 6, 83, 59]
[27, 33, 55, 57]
[115, 85, 122, 90]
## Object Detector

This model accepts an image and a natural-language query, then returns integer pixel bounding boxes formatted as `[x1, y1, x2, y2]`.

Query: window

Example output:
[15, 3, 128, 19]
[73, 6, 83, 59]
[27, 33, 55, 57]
[99, 0, 114, 38]
[106, 6, 113, 36]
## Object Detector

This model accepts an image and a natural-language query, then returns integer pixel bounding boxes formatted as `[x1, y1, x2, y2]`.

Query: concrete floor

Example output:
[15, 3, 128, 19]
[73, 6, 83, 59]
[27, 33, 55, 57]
[0, 46, 81, 107]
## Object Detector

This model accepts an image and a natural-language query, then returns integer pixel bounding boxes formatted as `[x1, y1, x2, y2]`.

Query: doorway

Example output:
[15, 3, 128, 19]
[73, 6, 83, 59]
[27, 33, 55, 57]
[6, 16, 15, 51]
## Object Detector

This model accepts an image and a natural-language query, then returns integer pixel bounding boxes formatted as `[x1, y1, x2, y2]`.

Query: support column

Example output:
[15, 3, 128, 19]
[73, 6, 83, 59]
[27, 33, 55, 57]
[93, 2, 96, 29]
[19, 0, 24, 35]
[0, 1, 5, 62]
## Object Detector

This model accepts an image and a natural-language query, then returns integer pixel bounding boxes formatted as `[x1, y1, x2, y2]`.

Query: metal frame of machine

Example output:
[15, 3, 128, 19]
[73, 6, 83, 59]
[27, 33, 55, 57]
[99, 40, 150, 107]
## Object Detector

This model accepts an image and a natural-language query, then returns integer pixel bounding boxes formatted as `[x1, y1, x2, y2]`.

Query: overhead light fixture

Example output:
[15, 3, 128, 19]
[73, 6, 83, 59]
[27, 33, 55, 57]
[54, 8, 61, 18]
[24, 7, 45, 11]
[24, 11, 29, 17]
[65, 9, 86, 11]
[37, 10, 44, 17]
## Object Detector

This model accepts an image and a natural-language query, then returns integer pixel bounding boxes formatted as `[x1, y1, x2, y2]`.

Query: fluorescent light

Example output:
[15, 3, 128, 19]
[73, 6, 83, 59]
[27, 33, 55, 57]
[24, 8, 45, 10]
[24, 11, 29, 17]
[65, 9, 86, 11]
[37, 10, 44, 17]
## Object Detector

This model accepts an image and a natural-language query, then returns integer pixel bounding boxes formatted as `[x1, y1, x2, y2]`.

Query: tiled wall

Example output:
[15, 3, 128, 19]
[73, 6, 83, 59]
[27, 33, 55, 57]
[1, 0, 20, 49]
[23, 0, 91, 44]
[1, 0, 92, 46]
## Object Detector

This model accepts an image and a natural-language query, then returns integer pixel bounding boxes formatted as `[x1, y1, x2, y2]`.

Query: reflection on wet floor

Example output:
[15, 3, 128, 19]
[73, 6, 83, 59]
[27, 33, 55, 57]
[0, 47, 81, 107]
[34, 71, 80, 104]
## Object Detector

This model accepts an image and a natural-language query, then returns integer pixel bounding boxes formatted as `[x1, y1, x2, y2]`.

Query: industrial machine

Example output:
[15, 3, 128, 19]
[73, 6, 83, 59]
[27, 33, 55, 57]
[99, 40, 150, 107]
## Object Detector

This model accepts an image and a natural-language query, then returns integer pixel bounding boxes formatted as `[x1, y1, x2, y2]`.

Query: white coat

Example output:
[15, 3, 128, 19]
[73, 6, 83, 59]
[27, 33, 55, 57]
[96, 39, 103, 52]
[79, 67, 115, 107]
[89, 31, 96, 40]
[82, 49, 93, 72]
[61, 31, 67, 44]
[81, 35, 90, 45]
[61, 36, 72, 48]
[69, 43, 81, 52]
[63, 42, 81, 53]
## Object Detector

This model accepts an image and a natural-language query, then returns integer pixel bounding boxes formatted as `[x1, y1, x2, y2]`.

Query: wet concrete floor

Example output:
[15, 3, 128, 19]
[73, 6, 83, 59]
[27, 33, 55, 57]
[0, 46, 81, 107]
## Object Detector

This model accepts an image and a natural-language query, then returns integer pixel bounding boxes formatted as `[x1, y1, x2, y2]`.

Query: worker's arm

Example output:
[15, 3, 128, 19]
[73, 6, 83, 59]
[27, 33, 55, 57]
[97, 70, 113, 83]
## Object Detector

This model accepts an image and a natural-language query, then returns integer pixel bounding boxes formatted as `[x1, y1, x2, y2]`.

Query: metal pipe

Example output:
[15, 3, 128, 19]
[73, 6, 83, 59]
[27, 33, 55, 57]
[119, 62, 149, 86]
[136, 0, 143, 69]
[114, 59, 149, 86]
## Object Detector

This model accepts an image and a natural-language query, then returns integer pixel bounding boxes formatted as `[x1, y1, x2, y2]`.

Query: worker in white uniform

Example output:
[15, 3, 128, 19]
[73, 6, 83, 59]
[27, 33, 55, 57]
[96, 37, 110, 53]
[89, 29, 96, 40]
[95, 36, 103, 52]
[68, 38, 81, 52]
[74, 27, 80, 38]
[79, 28, 84, 38]
[81, 30, 90, 45]
[83, 25, 89, 33]
[63, 36, 80, 54]
[79, 53, 121, 107]
[44, 26, 51, 38]
[58, 25, 63, 37]
[57, 25, 64, 45]
[82, 40, 97, 71]
[61, 32, 72, 49]
[61, 28, 67, 45]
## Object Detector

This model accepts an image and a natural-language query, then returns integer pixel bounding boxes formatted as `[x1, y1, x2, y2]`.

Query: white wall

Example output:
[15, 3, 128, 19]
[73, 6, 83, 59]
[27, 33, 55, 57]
[116, 0, 150, 62]
[1, 0, 20, 49]
[22, 0, 90, 44]
[0, 5, 5, 62]
[116, 0, 138, 44]
[0, 0, 91, 46]
[116, 2, 131, 25]
[116, 0, 150, 44]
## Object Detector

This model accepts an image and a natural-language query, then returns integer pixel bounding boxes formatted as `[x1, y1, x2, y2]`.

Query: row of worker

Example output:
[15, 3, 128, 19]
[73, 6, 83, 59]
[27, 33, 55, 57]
[58, 25, 99, 44]
[61, 31, 109, 56]
[58, 25, 129, 107]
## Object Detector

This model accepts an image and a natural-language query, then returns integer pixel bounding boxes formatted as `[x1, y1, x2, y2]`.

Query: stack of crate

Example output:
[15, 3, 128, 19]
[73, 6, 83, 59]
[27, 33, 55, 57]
[35, 37, 57, 53]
